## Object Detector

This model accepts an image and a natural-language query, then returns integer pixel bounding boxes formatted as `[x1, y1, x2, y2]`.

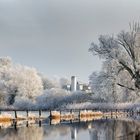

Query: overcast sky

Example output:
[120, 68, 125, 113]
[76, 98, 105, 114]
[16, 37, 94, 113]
[0, 0, 140, 82]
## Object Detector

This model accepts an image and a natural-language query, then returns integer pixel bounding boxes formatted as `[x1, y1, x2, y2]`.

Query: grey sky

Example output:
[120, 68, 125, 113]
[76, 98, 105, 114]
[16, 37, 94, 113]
[0, 0, 140, 82]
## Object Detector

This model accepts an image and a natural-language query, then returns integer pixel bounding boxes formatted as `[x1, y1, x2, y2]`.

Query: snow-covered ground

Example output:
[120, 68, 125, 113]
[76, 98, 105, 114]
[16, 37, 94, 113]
[64, 102, 140, 111]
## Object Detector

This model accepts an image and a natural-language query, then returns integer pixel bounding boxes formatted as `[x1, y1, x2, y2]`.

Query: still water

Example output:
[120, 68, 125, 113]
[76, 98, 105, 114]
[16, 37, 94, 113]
[0, 118, 140, 140]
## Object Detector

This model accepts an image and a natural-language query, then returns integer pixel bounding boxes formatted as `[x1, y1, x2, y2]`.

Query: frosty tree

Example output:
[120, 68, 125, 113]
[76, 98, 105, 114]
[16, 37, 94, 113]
[0, 57, 43, 106]
[89, 23, 140, 102]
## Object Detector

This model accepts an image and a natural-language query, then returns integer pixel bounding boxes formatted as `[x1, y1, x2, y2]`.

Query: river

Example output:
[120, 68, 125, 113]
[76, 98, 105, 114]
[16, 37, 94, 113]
[0, 117, 140, 140]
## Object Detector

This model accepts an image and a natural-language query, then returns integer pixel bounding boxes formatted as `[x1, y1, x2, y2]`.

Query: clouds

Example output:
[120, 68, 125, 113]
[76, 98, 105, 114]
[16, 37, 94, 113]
[0, 0, 140, 43]
[0, 0, 140, 81]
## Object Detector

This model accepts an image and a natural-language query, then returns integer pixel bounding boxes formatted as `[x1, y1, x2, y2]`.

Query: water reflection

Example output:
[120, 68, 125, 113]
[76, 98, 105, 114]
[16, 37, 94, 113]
[0, 119, 140, 140]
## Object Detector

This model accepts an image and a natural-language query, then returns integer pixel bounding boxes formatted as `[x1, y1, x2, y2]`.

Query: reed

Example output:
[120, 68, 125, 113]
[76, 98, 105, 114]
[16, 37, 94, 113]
[0, 117, 12, 122]
[51, 111, 61, 119]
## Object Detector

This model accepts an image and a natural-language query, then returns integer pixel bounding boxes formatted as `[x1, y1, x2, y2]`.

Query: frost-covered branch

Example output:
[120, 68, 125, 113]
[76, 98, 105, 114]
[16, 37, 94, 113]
[89, 23, 140, 102]
[117, 83, 135, 91]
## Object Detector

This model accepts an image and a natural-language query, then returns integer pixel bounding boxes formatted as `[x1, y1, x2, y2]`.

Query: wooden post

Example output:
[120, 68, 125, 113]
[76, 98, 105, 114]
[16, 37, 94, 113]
[39, 120, 42, 127]
[132, 110, 134, 116]
[50, 110, 52, 118]
[60, 110, 61, 123]
[39, 110, 41, 118]
[15, 111, 17, 119]
[78, 110, 80, 122]
[50, 119, 52, 125]
[26, 110, 29, 118]
[49, 110, 52, 125]
[14, 121, 17, 130]
[26, 121, 29, 127]
[70, 110, 72, 123]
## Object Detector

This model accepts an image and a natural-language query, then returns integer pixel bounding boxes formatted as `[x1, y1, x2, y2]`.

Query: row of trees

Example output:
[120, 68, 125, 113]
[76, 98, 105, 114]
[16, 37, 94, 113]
[0, 57, 89, 109]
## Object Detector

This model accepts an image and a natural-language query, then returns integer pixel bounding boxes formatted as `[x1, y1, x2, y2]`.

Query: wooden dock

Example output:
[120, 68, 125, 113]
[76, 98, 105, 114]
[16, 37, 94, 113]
[0, 108, 139, 129]
[0, 109, 139, 122]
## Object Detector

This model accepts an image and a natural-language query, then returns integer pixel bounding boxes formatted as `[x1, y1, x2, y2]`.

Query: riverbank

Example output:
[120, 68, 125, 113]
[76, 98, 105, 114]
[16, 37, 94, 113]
[64, 102, 140, 111]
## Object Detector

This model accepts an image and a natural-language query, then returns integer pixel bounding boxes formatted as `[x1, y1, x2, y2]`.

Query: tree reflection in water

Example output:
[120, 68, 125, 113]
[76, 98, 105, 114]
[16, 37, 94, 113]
[0, 119, 140, 140]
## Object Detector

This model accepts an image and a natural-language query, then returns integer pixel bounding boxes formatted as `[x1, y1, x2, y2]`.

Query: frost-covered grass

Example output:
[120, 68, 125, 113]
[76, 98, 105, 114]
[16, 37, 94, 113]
[1, 98, 140, 112]
[64, 102, 140, 111]
[0, 113, 12, 121]
[13, 99, 140, 111]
